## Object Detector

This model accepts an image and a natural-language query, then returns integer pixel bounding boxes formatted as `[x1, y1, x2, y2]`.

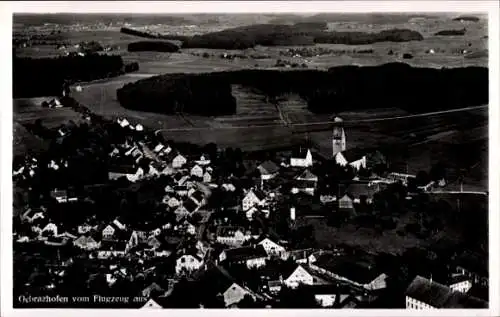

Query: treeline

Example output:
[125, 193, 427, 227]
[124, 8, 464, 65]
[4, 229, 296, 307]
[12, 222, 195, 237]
[120, 27, 189, 41]
[13, 54, 134, 98]
[117, 73, 237, 116]
[128, 24, 423, 50]
[127, 41, 180, 52]
[434, 28, 466, 36]
[116, 63, 488, 116]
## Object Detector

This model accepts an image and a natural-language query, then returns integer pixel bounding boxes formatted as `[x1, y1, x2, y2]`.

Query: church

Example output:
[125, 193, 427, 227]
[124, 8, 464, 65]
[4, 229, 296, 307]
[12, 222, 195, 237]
[331, 117, 367, 171]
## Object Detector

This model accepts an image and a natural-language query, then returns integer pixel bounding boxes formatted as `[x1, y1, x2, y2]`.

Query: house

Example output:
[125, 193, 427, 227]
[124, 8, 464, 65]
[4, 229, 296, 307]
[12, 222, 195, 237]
[216, 226, 249, 247]
[20, 207, 46, 223]
[242, 189, 267, 211]
[175, 254, 204, 275]
[183, 198, 200, 215]
[195, 155, 211, 166]
[334, 148, 367, 170]
[141, 299, 162, 309]
[296, 169, 319, 182]
[218, 245, 267, 269]
[258, 238, 287, 259]
[102, 224, 117, 240]
[257, 160, 280, 181]
[108, 165, 143, 182]
[174, 205, 189, 221]
[290, 148, 313, 167]
[448, 275, 473, 293]
[287, 248, 315, 264]
[42, 222, 58, 237]
[44, 236, 67, 247]
[405, 275, 488, 309]
[126, 230, 161, 252]
[454, 251, 488, 286]
[342, 182, 379, 204]
[190, 165, 204, 178]
[174, 185, 189, 196]
[290, 179, 317, 196]
[203, 171, 212, 183]
[172, 154, 187, 168]
[153, 143, 165, 153]
[73, 235, 100, 250]
[284, 265, 316, 288]
[223, 282, 257, 307]
[97, 240, 127, 259]
[165, 196, 181, 208]
[78, 224, 93, 235]
[310, 254, 387, 291]
[50, 189, 70, 203]
[189, 190, 206, 206]
[337, 194, 356, 218]
[222, 183, 236, 192]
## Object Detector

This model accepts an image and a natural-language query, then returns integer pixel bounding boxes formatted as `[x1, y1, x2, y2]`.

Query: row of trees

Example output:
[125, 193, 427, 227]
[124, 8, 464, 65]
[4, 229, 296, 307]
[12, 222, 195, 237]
[117, 63, 488, 116]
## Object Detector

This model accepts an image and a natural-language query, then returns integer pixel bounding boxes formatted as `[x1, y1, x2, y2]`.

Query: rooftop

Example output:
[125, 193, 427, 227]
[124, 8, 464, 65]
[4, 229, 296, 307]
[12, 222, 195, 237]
[222, 245, 267, 262]
[405, 275, 488, 308]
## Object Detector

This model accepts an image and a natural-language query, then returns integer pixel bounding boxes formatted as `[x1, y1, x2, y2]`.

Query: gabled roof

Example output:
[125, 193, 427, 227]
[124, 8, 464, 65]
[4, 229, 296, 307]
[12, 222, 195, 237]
[222, 245, 267, 262]
[191, 190, 205, 203]
[109, 164, 138, 175]
[405, 275, 488, 308]
[216, 226, 246, 237]
[338, 148, 366, 163]
[245, 189, 266, 201]
[296, 169, 318, 181]
[313, 254, 380, 285]
[100, 240, 127, 251]
[183, 198, 199, 214]
[258, 160, 279, 175]
[291, 147, 311, 159]
[342, 183, 378, 198]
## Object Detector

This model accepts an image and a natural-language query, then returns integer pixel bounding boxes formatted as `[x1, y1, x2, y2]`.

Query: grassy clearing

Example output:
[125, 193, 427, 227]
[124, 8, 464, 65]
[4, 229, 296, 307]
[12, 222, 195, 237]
[13, 97, 85, 128]
[13, 121, 49, 157]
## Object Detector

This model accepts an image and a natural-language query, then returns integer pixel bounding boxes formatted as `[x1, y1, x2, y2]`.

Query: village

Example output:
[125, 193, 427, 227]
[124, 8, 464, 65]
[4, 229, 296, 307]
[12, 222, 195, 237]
[12, 96, 489, 309]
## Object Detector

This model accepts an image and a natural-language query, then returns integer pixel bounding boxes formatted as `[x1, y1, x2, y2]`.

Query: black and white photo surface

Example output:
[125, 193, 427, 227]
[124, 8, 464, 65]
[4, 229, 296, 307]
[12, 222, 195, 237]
[3, 0, 499, 314]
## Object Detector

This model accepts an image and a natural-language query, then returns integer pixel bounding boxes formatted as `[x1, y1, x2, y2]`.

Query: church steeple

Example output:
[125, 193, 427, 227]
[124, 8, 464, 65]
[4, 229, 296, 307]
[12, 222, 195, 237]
[332, 116, 346, 157]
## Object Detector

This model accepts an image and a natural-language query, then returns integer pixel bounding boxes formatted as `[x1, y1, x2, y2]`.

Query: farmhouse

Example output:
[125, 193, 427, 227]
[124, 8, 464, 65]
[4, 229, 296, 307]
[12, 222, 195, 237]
[290, 147, 313, 167]
[172, 154, 187, 168]
[258, 160, 280, 181]
[258, 237, 287, 259]
[218, 245, 268, 268]
[175, 254, 204, 275]
[310, 254, 388, 291]
[284, 265, 316, 288]
[405, 275, 487, 309]
[242, 189, 267, 211]
[216, 226, 249, 247]
[190, 164, 204, 178]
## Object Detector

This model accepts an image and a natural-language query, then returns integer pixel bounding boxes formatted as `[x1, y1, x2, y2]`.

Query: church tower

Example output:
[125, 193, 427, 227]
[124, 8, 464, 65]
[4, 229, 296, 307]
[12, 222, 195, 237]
[332, 116, 346, 157]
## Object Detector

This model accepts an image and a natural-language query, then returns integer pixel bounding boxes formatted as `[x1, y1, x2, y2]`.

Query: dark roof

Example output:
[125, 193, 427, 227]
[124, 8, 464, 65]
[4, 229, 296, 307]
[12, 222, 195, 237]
[183, 199, 198, 214]
[405, 276, 488, 308]
[448, 274, 471, 285]
[191, 190, 205, 203]
[251, 189, 267, 201]
[291, 147, 310, 158]
[455, 251, 488, 277]
[216, 226, 245, 237]
[100, 240, 127, 251]
[288, 248, 314, 260]
[291, 179, 317, 189]
[109, 164, 137, 175]
[258, 160, 279, 175]
[314, 254, 381, 285]
[297, 169, 318, 181]
[341, 183, 378, 198]
[339, 148, 366, 163]
[174, 185, 188, 192]
[222, 245, 267, 262]
[196, 264, 235, 295]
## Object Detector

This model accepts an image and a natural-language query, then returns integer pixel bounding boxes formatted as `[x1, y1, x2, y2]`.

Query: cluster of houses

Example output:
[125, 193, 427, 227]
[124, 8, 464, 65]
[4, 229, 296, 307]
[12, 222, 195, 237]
[13, 114, 488, 309]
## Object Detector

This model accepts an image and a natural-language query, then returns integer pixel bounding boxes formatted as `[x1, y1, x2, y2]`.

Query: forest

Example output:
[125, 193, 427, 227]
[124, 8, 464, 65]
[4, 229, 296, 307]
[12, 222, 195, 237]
[434, 28, 467, 36]
[13, 54, 137, 98]
[122, 24, 423, 50]
[117, 63, 488, 116]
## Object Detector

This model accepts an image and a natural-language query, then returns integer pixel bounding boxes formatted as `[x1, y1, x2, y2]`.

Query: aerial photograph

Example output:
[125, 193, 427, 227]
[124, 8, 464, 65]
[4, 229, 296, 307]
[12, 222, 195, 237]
[11, 8, 489, 310]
